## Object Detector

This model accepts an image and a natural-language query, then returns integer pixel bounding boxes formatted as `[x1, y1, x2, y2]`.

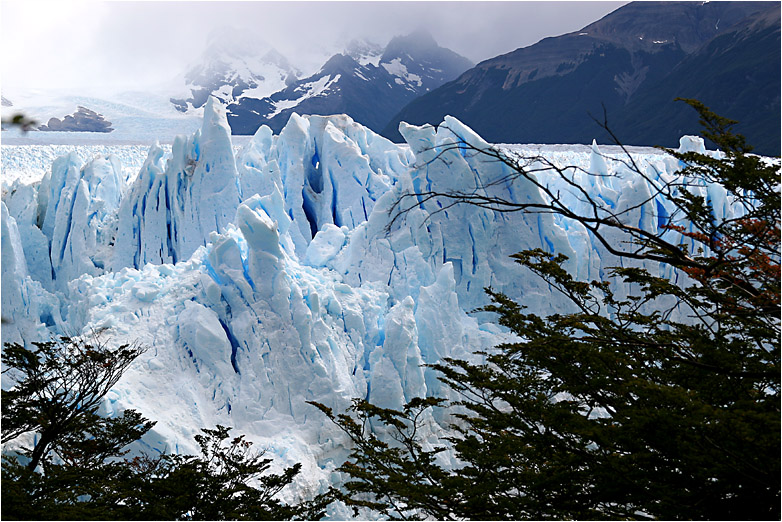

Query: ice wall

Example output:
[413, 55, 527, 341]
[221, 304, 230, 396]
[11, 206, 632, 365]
[1, 97, 739, 505]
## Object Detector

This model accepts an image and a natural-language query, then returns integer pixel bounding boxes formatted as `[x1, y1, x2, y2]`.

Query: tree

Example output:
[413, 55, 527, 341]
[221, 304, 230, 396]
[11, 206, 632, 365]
[2, 336, 330, 520]
[314, 100, 780, 520]
[119, 425, 331, 521]
[2, 334, 155, 520]
[1, 113, 37, 132]
[2, 334, 149, 471]
[2, 408, 156, 520]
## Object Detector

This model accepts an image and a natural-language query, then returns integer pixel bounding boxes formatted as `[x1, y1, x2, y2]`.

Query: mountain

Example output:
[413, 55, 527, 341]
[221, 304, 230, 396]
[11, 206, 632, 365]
[344, 39, 384, 66]
[170, 29, 299, 113]
[382, 1, 780, 155]
[225, 30, 473, 135]
[378, 29, 476, 94]
[611, 3, 781, 155]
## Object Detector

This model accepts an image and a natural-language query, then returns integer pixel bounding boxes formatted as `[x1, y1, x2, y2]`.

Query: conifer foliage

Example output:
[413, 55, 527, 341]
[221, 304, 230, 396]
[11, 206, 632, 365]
[1, 335, 328, 520]
[315, 100, 781, 520]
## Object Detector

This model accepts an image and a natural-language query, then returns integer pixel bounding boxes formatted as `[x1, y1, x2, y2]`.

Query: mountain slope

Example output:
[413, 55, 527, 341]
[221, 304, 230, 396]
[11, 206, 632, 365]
[381, 1, 779, 155]
[613, 3, 781, 154]
[226, 53, 409, 134]
[170, 29, 299, 113]
[226, 30, 473, 135]
[378, 30, 474, 94]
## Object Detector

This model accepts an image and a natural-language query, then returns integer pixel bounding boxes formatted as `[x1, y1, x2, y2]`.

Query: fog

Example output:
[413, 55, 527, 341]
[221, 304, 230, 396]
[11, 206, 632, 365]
[1, 1, 626, 96]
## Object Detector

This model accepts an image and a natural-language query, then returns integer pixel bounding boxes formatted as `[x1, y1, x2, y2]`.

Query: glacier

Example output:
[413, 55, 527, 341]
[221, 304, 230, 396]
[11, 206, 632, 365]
[1, 96, 739, 511]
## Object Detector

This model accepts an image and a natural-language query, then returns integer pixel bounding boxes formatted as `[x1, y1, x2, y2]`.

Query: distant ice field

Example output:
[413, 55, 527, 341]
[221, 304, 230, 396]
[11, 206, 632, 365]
[1, 144, 171, 186]
[2, 136, 662, 188]
[0, 138, 248, 186]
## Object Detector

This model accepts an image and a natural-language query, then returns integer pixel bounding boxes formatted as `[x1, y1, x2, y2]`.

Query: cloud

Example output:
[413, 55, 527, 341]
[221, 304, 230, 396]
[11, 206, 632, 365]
[1, 1, 626, 96]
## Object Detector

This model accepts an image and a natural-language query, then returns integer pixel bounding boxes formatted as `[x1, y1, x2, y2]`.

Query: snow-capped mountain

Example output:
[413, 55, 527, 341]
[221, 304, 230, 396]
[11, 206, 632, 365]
[170, 28, 300, 113]
[2, 98, 741, 507]
[225, 52, 413, 134]
[225, 30, 473, 135]
[378, 29, 474, 94]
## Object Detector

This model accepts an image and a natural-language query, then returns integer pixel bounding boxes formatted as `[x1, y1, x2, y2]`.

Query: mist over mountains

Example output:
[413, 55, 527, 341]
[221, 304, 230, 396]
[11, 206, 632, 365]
[169, 29, 301, 114]
[160, 1, 779, 155]
[171, 29, 473, 136]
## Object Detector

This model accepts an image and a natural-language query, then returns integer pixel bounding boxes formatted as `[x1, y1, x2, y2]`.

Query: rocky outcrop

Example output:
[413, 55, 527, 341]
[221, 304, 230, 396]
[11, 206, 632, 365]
[39, 106, 114, 133]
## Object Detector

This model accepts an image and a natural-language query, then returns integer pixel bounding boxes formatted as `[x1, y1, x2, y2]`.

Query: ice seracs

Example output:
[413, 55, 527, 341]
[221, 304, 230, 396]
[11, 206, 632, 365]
[1, 97, 748, 503]
[112, 97, 241, 270]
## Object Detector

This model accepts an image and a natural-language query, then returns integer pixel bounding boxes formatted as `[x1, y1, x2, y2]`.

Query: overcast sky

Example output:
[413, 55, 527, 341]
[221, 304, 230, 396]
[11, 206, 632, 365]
[2, 0, 627, 97]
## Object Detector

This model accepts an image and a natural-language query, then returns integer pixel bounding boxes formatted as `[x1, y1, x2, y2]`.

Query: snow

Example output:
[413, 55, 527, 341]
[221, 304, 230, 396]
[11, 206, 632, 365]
[0, 97, 753, 510]
[346, 40, 384, 68]
[381, 58, 423, 87]
[170, 29, 300, 112]
[360, 54, 382, 67]
[184, 56, 294, 105]
[266, 75, 342, 118]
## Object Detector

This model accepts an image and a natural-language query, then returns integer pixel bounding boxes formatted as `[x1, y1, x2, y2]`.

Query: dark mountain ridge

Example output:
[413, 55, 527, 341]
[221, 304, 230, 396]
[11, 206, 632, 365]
[612, 2, 781, 154]
[38, 106, 114, 133]
[382, 1, 779, 155]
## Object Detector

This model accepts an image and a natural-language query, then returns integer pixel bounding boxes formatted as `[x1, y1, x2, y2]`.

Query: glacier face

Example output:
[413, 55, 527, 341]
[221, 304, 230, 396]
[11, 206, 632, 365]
[1, 97, 736, 508]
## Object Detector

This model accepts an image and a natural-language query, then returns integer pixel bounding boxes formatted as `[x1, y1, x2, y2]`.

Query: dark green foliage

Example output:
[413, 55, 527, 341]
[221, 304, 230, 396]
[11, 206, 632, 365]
[309, 398, 454, 519]
[2, 410, 156, 520]
[1, 336, 155, 520]
[1, 335, 149, 471]
[1, 337, 328, 520]
[321, 101, 781, 520]
[113, 425, 331, 521]
[2, 423, 328, 521]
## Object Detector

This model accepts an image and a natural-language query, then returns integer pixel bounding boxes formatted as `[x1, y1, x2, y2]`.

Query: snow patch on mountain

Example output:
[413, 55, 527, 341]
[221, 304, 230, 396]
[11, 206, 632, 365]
[170, 28, 300, 114]
[267, 75, 342, 118]
[220, 31, 474, 135]
[345, 39, 384, 67]
[382, 58, 423, 89]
